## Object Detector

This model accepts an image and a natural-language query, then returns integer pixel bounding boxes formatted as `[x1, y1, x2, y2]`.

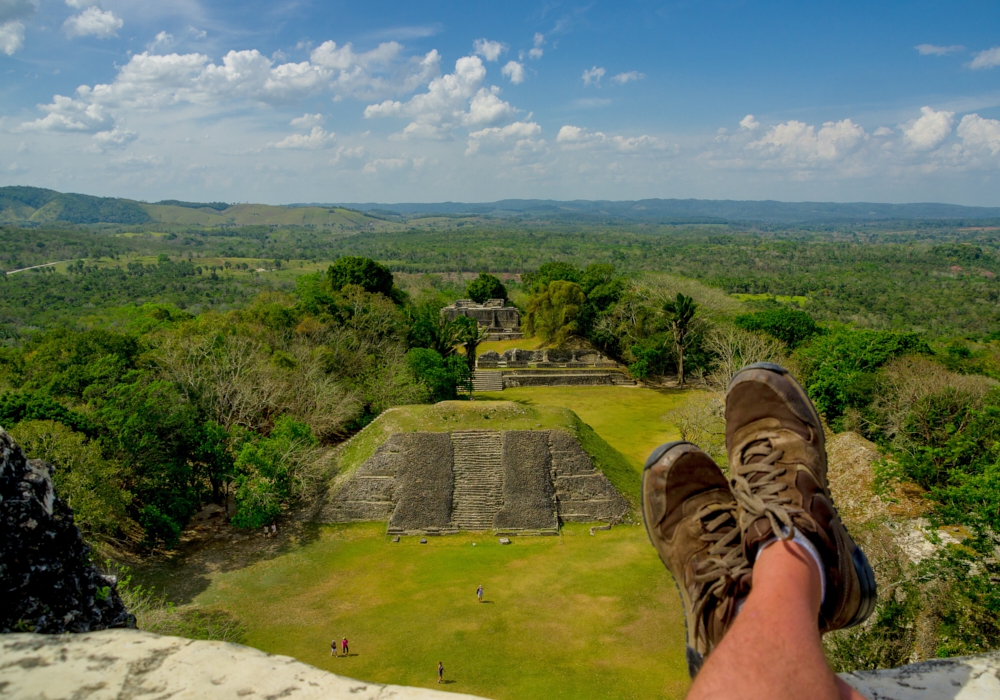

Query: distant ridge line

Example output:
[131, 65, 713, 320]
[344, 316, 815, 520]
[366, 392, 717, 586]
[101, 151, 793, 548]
[304, 198, 1000, 224]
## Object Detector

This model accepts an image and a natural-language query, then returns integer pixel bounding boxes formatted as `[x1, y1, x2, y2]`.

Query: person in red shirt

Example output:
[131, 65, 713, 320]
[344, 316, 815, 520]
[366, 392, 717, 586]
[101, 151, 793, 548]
[341, 637, 349, 656]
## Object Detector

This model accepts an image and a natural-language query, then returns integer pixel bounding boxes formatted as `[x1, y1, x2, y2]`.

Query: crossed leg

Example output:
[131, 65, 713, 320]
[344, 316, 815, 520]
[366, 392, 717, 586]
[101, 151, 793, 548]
[687, 540, 866, 700]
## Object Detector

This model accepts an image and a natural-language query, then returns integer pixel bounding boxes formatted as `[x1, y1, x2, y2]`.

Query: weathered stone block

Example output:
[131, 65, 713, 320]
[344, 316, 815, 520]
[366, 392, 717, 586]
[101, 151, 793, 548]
[389, 433, 454, 531]
[494, 431, 557, 530]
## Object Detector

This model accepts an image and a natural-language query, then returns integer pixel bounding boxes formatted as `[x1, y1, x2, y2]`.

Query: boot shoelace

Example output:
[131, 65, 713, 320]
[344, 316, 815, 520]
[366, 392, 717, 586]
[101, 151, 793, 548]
[690, 502, 752, 628]
[730, 437, 802, 541]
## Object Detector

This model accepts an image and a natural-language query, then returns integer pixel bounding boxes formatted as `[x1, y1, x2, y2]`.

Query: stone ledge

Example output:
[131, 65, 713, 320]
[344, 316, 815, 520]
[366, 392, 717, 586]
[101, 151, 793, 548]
[0, 630, 489, 700]
[839, 651, 1000, 699]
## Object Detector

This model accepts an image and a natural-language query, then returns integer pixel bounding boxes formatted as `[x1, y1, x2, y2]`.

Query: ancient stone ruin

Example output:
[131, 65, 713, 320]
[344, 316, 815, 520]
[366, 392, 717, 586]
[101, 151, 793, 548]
[321, 430, 629, 534]
[472, 347, 635, 391]
[0, 428, 134, 634]
[440, 299, 522, 340]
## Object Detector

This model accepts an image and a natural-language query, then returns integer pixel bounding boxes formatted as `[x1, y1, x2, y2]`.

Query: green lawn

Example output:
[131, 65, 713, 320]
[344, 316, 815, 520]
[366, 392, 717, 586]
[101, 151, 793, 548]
[139, 385, 704, 699]
[477, 386, 693, 471]
[190, 522, 690, 700]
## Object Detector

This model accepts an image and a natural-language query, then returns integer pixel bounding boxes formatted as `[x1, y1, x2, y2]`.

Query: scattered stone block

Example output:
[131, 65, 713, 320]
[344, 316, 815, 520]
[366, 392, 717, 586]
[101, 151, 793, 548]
[392, 536, 400, 543]
[419, 538, 428, 544]
[498, 537, 511, 545]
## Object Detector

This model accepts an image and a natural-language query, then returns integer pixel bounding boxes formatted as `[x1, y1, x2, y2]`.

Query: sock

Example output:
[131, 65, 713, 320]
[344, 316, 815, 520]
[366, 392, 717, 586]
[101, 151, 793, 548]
[758, 528, 826, 605]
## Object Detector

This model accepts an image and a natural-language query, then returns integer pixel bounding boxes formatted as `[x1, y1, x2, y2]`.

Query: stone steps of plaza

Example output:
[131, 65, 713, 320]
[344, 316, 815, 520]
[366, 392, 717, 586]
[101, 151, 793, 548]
[450, 430, 503, 530]
[471, 371, 504, 392]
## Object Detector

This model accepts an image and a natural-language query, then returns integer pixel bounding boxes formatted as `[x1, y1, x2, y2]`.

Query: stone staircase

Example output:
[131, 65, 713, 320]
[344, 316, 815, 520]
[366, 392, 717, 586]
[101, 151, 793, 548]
[471, 370, 504, 392]
[449, 430, 504, 530]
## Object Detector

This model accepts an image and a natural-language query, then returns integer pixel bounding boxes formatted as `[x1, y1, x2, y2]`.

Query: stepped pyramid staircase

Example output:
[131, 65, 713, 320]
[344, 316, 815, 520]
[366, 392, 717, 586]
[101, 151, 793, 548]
[449, 430, 504, 530]
[470, 371, 504, 392]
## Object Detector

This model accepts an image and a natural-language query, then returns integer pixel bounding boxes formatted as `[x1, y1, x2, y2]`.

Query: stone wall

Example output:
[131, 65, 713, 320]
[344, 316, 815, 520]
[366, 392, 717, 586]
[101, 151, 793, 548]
[323, 429, 629, 532]
[441, 299, 521, 335]
[477, 348, 618, 369]
[494, 431, 558, 530]
[388, 432, 454, 532]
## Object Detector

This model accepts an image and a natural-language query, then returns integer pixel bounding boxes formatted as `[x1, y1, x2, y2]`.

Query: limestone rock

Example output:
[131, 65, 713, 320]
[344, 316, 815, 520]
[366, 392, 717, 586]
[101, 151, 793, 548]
[839, 650, 1000, 699]
[0, 428, 134, 634]
[0, 630, 489, 699]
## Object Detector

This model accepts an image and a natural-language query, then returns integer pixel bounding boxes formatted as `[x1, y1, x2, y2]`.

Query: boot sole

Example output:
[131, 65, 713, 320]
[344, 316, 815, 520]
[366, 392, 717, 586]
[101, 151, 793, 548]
[642, 440, 706, 679]
[729, 362, 878, 629]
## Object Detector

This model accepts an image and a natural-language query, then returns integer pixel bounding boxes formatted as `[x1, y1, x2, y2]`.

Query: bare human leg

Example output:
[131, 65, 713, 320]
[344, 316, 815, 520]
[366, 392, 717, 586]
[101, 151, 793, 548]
[687, 540, 866, 700]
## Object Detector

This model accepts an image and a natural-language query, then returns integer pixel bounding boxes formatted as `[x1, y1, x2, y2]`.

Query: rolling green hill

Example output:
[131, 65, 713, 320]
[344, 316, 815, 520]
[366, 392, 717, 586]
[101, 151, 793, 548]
[0, 187, 398, 230]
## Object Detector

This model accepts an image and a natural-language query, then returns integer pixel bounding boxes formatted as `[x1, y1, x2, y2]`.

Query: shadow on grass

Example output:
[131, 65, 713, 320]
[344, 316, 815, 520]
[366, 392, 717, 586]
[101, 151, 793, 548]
[129, 519, 326, 605]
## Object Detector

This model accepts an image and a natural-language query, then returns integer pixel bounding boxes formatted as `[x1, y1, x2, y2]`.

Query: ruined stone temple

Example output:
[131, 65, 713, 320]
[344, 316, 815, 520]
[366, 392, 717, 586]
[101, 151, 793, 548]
[321, 430, 629, 534]
[440, 299, 522, 340]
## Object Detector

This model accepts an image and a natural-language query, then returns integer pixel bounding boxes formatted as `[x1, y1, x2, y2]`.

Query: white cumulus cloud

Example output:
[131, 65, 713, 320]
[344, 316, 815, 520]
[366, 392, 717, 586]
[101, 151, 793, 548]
[501, 60, 525, 84]
[957, 114, 1000, 156]
[611, 71, 644, 84]
[970, 47, 1000, 70]
[473, 38, 507, 62]
[270, 126, 335, 149]
[0, 0, 36, 55]
[90, 126, 137, 152]
[466, 120, 542, 155]
[740, 114, 760, 130]
[528, 32, 544, 60]
[750, 119, 865, 160]
[290, 113, 323, 129]
[915, 44, 964, 56]
[903, 106, 955, 150]
[582, 66, 605, 86]
[64, 6, 123, 39]
[365, 55, 516, 138]
[0, 20, 24, 54]
[557, 125, 664, 152]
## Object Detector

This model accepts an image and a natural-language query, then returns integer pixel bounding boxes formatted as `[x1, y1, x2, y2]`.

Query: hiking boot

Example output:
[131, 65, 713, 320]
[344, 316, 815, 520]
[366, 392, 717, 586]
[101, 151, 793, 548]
[725, 362, 876, 633]
[642, 441, 751, 678]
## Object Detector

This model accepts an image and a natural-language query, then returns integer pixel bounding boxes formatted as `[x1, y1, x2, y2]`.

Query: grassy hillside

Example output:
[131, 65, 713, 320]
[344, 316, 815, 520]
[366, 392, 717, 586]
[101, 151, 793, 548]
[143, 203, 399, 229]
[336, 400, 640, 509]
[0, 186, 150, 224]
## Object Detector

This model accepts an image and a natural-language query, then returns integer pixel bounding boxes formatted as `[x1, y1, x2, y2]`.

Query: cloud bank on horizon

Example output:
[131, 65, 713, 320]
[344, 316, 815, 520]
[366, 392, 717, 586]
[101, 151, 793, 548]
[1, 0, 999, 205]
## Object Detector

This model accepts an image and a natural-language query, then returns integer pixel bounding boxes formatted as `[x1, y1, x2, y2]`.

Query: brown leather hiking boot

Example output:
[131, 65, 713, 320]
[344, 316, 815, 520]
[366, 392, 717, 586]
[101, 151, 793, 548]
[642, 441, 752, 678]
[725, 362, 876, 633]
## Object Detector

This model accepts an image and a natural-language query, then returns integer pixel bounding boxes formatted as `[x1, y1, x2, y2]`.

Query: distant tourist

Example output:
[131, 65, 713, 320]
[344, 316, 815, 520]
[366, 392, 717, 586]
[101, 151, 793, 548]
[342, 637, 349, 656]
[476, 584, 483, 603]
[271, 523, 277, 536]
[263, 526, 269, 538]
[330, 638, 337, 657]
[437, 661, 444, 684]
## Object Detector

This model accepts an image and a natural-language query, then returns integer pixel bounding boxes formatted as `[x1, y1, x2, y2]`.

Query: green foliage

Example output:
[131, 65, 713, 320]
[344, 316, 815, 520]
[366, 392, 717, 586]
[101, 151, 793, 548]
[526, 280, 586, 344]
[406, 302, 460, 357]
[466, 273, 507, 303]
[522, 261, 580, 292]
[231, 416, 317, 529]
[406, 348, 469, 402]
[795, 329, 930, 420]
[324, 256, 394, 297]
[0, 390, 96, 435]
[10, 420, 132, 541]
[734, 307, 821, 348]
[663, 293, 698, 385]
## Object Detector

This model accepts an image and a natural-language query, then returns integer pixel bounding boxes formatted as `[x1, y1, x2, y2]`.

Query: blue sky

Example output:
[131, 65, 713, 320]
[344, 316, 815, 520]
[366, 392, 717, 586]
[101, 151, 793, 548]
[1, 0, 999, 204]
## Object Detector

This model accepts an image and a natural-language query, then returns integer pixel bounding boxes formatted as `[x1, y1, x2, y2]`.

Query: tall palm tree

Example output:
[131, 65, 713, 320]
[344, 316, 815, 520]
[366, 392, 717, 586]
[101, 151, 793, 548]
[455, 316, 489, 398]
[663, 293, 698, 386]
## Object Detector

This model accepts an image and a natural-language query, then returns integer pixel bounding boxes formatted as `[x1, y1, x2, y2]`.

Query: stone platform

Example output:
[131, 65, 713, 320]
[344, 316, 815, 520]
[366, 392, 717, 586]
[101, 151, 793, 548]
[3, 630, 998, 699]
[0, 630, 487, 700]
[319, 429, 630, 533]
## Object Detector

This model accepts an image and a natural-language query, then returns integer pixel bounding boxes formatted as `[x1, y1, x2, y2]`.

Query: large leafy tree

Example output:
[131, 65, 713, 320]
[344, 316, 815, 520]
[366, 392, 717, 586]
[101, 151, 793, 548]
[663, 293, 698, 386]
[466, 273, 507, 304]
[526, 280, 586, 345]
[323, 256, 394, 298]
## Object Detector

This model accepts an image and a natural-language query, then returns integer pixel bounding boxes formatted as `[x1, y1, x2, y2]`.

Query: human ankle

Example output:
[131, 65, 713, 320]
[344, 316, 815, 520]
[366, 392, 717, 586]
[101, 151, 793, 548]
[753, 539, 824, 612]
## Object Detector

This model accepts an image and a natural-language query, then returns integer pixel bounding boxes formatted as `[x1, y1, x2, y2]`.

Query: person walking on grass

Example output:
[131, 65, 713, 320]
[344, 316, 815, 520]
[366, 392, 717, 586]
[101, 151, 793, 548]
[330, 638, 337, 657]
[341, 637, 349, 656]
[642, 362, 876, 700]
[476, 584, 483, 603]
[437, 661, 444, 684]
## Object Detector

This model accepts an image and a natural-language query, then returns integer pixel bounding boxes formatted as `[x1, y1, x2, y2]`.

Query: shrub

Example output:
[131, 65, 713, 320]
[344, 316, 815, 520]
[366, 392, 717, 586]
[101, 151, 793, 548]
[323, 256, 394, 297]
[526, 280, 586, 344]
[794, 329, 930, 421]
[406, 348, 469, 402]
[466, 273, 507, 303]
[734, 307, 821, 348]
